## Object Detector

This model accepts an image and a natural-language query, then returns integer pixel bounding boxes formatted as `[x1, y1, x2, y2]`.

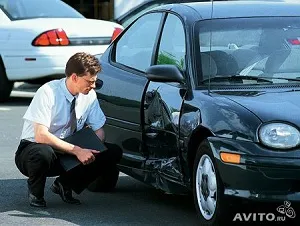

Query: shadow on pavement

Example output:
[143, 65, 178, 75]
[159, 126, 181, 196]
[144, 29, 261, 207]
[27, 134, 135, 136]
[1, 176, 299, 225]
[0, 177, 198, 225]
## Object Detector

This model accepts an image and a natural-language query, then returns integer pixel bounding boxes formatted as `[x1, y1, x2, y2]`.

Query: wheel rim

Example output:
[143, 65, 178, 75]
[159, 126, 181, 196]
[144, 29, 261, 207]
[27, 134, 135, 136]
[195, 154, 217, 220]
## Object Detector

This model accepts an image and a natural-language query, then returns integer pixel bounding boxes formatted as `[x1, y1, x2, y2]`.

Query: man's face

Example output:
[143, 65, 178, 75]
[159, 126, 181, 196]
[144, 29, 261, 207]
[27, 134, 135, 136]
[75, 72, 97, 95]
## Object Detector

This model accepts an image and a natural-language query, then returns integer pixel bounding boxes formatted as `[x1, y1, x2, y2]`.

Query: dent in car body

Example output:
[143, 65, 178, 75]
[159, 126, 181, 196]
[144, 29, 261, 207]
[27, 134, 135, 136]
[143, 157, 188, 194]
[142, 82, 188, 191]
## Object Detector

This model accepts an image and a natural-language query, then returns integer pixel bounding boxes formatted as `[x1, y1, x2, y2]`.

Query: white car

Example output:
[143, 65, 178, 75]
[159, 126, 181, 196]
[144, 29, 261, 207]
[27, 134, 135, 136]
[0, 0, 123, 102]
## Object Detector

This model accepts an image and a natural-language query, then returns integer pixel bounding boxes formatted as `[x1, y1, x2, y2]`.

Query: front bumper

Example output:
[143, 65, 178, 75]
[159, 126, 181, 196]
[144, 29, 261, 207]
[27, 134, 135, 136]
[208, 137, 300, 202]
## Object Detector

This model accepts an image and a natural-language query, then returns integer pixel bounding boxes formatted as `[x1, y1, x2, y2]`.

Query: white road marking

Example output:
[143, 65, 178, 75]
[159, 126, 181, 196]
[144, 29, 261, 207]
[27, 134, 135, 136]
[0, 211, 76, 225]
[0, 107, 11, 111]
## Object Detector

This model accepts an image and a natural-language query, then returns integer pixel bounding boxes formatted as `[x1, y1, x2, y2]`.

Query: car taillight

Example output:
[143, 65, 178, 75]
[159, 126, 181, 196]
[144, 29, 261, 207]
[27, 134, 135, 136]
[32, 29, 70, 46]
[111, 27, 123, 42]
[288, 39, 300, 45]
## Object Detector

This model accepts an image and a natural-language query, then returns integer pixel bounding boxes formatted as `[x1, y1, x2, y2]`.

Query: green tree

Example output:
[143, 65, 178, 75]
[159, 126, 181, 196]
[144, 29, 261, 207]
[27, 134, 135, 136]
[157, 51, 184, 70]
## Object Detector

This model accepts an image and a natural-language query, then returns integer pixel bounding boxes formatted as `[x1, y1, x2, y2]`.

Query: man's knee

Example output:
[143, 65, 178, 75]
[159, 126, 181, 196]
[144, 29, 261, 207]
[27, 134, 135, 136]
[107, 144, 123, 163]
[114, 147, 123, 163]
[99, 143, 123, 164]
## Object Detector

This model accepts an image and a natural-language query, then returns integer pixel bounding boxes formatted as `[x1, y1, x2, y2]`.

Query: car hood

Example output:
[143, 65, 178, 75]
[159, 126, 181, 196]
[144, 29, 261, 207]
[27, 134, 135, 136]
[11, 18, 123, 38]
[217, 89, 300, 125]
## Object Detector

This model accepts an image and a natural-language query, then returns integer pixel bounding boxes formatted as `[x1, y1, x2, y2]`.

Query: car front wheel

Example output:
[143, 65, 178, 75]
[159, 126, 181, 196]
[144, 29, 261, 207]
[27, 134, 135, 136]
[193, 140, 226, 226]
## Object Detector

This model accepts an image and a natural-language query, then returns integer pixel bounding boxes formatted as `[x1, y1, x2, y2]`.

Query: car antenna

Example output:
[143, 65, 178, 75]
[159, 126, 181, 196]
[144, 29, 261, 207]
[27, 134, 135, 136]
[208, 0, 214, 94]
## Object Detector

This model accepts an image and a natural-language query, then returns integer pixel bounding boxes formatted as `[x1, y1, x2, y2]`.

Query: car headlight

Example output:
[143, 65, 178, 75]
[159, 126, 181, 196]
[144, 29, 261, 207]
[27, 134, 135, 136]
[259, 123, 300, 149]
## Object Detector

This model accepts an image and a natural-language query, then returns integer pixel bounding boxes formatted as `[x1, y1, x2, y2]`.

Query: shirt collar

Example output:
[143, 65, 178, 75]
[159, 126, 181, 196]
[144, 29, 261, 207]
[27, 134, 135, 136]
[60, 78, 77, 103]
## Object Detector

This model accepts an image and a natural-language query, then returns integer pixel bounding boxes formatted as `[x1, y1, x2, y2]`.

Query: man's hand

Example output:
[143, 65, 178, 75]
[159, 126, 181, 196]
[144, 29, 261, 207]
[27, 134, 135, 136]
[74, 146, 100, 165]
[34, 123, 102, 164]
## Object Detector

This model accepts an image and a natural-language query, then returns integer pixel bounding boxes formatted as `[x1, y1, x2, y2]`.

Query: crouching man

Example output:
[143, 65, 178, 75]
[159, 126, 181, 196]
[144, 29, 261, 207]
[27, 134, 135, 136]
[15, 52, 122, 207]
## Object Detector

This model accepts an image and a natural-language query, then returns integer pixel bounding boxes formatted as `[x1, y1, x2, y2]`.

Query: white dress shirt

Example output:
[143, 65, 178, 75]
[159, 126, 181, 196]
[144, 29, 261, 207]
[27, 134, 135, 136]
[21, 78, 106, 142]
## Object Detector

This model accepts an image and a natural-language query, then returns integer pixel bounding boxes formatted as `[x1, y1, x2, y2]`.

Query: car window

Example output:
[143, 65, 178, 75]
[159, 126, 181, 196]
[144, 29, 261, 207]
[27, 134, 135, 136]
[156, 13, 186, 71]
[115, 12, 162, 72]
[0, 0, 84, 20]
[197, 17, 300, 85]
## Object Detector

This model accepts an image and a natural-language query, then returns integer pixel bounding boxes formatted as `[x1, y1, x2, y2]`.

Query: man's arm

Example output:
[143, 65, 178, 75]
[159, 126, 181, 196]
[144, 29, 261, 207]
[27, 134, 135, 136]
[85, 91, 106, 140]
[34, 123, 78, 154]
[95, 127, 105, 142]
[34, 123, 99, 165]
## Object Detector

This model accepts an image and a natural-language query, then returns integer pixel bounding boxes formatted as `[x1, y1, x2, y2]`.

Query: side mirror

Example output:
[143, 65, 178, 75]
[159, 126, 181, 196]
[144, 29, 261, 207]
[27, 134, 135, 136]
[145, 65, 185, 84]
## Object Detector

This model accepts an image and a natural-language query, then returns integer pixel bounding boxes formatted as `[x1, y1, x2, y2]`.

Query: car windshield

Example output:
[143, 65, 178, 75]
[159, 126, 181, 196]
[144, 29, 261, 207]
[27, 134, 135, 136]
[197, 17, 300, 86]
[0, 0, 84, 20]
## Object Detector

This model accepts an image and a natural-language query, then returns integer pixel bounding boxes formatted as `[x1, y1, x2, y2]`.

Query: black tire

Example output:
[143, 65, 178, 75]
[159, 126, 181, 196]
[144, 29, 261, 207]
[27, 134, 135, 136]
[87, 167, 119, 192]
[0, 63, 13, 102]
[193, 140, 227, 226]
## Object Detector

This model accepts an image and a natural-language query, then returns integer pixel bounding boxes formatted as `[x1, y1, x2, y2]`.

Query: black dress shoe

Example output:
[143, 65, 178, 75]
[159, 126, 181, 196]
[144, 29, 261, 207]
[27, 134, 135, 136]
[50, 179, 81, 205]
[28, 193, 46, 207]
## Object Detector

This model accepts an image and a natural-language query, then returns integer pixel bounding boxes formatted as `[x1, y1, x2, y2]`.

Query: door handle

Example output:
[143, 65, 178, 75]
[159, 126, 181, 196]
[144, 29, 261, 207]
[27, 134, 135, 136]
[146, 132, 158, 138]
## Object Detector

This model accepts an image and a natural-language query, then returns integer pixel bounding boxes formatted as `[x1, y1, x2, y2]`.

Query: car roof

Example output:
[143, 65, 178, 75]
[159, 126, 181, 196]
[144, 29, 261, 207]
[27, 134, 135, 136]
[155, 1, 300, 20]
[115, 0, 202, 24]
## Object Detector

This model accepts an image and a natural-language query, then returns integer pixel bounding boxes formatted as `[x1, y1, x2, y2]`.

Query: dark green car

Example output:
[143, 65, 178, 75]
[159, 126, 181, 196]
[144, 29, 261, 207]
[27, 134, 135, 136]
[94, 1, 300, 225]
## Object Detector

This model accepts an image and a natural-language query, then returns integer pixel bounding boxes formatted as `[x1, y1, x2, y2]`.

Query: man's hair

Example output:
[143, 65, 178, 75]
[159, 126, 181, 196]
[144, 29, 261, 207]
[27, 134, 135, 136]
[65, 52, 101, 77]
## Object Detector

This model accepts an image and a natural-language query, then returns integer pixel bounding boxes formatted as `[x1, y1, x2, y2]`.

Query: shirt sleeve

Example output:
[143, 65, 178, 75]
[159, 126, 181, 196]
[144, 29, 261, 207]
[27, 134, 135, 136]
[23, 84, 53, 128]
[86, 91, 106, 131]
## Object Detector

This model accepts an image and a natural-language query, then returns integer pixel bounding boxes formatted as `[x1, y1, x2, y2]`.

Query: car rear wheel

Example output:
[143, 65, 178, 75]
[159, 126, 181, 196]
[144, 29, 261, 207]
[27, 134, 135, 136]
[87, 167, 119, 192]
[193, 140, 226, 226]
[0, 63, 13, 102]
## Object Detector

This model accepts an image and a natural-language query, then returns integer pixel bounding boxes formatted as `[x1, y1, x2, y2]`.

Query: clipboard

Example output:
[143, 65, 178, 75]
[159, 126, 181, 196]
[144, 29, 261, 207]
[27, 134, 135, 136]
[58, 127, 107, 171]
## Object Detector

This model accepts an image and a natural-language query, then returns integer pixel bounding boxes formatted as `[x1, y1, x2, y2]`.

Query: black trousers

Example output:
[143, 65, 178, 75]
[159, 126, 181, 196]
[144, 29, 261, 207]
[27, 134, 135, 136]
[15, 140, 122, 198]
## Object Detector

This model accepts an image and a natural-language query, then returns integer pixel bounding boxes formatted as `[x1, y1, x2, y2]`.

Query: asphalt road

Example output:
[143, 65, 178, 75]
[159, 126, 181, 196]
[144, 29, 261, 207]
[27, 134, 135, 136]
[0, 86, 199, 226]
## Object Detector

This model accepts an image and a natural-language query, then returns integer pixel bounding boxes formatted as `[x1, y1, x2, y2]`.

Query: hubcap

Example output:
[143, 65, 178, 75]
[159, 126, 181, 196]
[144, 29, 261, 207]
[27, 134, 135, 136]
[195, 154, 217, 220]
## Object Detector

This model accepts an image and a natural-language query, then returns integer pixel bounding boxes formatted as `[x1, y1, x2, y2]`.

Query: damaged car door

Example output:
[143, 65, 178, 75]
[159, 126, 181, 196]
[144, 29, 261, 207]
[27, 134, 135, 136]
[142, 13, 188, 191]
[97, 12, 164, 179]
